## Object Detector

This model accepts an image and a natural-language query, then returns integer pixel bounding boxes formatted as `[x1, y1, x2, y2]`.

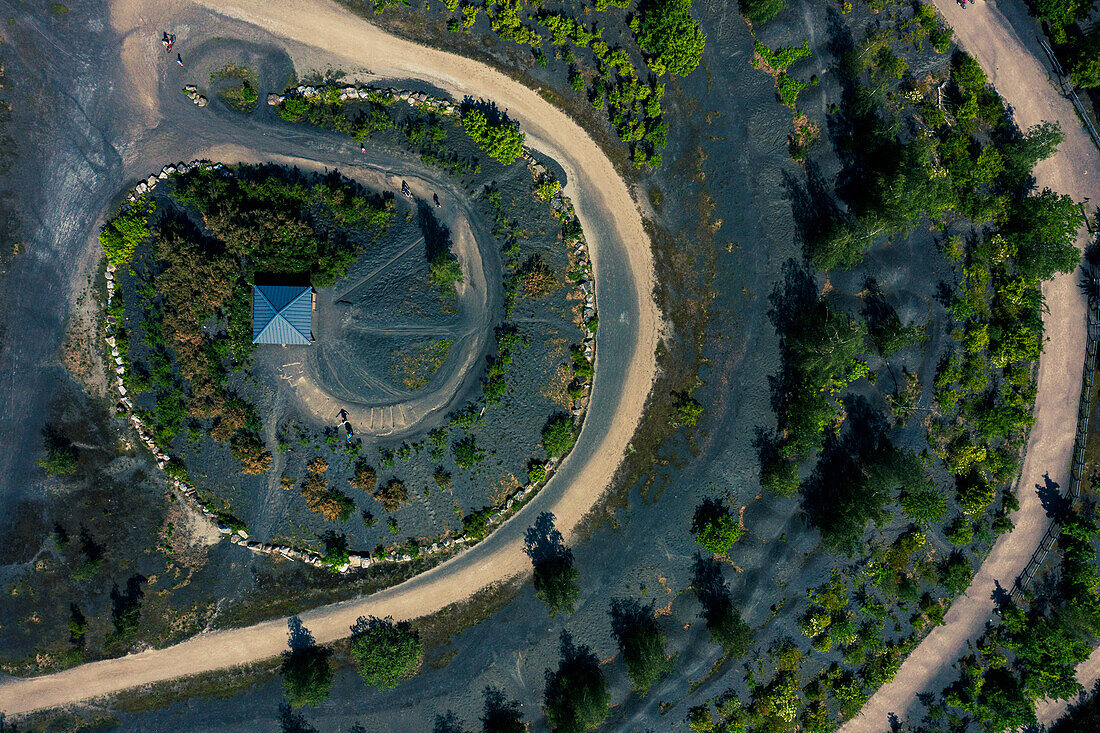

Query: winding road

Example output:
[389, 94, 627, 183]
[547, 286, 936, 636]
[841, 0, 1100, 730]
[0, 0, 659, 716]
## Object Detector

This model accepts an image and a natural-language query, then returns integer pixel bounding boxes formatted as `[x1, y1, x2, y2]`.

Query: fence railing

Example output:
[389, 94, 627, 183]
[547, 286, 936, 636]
[1037, 37, 1100, 153]
[1010, 293, 1099, 601]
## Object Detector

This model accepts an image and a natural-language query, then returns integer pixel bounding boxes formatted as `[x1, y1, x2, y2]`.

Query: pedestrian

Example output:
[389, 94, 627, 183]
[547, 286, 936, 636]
[176, 53, 183, 67]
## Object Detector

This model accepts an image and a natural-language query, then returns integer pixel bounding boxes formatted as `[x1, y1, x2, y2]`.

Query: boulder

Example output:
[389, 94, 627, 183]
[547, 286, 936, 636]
[217, 523, 232, 535]
[135, 183, 147, 195]
[267, 93, 281, 106]
[196, 96, 208, 107]
[184, 84, 197, 93]
[236, 529, 250, 540]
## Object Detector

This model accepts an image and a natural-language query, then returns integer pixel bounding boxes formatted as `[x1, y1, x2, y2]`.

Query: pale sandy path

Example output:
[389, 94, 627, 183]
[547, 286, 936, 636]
[0, 0, 660, 716]
[841, 1, 1100, 730]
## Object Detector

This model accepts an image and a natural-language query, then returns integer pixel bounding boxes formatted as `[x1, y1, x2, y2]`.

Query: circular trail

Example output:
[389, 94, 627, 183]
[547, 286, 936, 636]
[841, 0, 1100, 730]
[0, 0, 660, 716]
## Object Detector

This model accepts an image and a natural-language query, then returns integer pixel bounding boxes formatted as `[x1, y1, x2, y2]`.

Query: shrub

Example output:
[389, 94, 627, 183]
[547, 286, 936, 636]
[461, 109, 525, 164]
[348, 616, 422, 690]
[610, 600, 675, 695]
[542, 415, 577, 458]
[373, 478, 409, 511]
[528, 461, 547, 483]
[351, 461, 377, 491]
[429, 252, 464, 294]
[453, 436, 485, 468]
[899, 485, 947, 524]
[691, 499, 744, 554]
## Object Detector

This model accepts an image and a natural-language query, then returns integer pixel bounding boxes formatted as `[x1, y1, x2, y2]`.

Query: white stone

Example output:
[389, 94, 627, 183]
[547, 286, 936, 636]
[196, 96, 207, 107]
[135, 183, 147, 194]
[236, 529, 249, 540]
[117, 384, 127, 396]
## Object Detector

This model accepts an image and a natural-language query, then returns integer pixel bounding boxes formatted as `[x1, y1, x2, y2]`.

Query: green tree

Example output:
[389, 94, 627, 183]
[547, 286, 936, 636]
[461, 109, 525, 164]
[99, 198, 152, 265]
[281, 621, 334, 707]
[760, 455, 799, 496]
[940, 552, 972, 595]
[1009, 188, 1083, 282]
[480, 686, 527, 733]
[534, 553, 580, 617]
[544, 633, 610, 733]
[632, 0, 706, 77]
[610, 599, 675, 695]
[691, 499, 744, 554]
[1067, 30, 1100, 88]
[899, 485, 947, 524]
[349, 616, 422, 690]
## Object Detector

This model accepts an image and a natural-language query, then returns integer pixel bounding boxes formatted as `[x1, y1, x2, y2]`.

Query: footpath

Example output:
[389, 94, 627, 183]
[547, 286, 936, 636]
[841, 0, 1100, 730]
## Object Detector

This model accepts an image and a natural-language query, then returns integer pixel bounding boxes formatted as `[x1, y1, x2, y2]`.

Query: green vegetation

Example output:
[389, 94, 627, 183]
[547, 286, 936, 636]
[349, 616, 422, 690]
[610, 599, 675, 695]
[98, 197, 151, 265]
[36, 441, 78, 476]
[429, 252, 464, 294]
[280, 622, 333, 707]
[211, 64, 259, 113]
[106, 166, 393, 474]
[543, 633, 610, 732]
[739, 0, 784, 23]
[461, 109, 525, 165]
[691, 499, 744, 554]
[631, 0, 706, 77]
[541, 414, 577, 458]
[374, 478, 410, 511]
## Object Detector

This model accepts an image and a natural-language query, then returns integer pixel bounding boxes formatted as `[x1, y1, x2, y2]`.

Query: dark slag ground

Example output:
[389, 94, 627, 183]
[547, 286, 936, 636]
[108, 2, 978, 732]
[0, 0, 998, 729]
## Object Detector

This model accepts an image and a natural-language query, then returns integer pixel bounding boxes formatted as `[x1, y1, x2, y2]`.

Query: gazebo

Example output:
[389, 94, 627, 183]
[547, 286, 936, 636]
[252, 284, 314, 345]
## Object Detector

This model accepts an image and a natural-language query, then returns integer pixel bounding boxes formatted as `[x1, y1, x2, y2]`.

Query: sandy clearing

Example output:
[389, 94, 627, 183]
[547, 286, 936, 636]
[841, 1, 1100, 730]
[0, 0, 660, 717]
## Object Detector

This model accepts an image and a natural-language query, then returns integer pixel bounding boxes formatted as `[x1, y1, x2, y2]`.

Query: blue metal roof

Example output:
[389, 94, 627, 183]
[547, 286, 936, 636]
[252, 285, 313, 345]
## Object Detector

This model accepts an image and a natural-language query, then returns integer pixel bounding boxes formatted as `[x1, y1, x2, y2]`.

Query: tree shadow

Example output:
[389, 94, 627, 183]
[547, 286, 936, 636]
[524, 512, 569, 565]
[287, 616, 316, 652]
[609, 597, 655, 641]
[418, 200, 453, 264]
[460, 96, 510, 126]
[691, 554, 731, 618]
[991, 580, 1013, 612]
[279, 702, 318, 733]
[432, 711, 467, 733]
[781, 161, 846, 260]
[110, 573, 146, 636]
[481, 686, 525, 731]
[1037, 472, 1067, 520]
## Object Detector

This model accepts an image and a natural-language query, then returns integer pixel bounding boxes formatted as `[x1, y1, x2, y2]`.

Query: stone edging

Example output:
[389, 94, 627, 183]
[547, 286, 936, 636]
[104, 85, 597, 573]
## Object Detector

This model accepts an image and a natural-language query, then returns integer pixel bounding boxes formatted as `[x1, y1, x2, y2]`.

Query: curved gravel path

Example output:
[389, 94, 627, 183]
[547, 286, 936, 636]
[0, 0, 660, 716]
[841, 1, 1100, 730]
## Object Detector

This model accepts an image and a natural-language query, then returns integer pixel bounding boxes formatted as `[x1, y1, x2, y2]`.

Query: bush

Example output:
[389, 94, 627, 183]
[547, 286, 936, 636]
[461, 109, 525, 164]
[429, 252, 464, 294]
[349, 616, 422, 690]
[99, 198, 152, 265]
[528, 461, 547, 483]
[373, 478, 409, 511]
[542, 415, 577, 458]
[453, 436, 485, 468]
[691, 499, 744, 554]
[631, 0, 706, 77]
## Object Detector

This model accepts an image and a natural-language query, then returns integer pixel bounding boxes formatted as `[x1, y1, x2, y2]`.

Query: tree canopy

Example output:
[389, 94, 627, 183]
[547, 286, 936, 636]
[544, 634, 610, 733]
[632, 0, 706, 77]
[461, 109, 525, 164]
[348, 615, 422, 690]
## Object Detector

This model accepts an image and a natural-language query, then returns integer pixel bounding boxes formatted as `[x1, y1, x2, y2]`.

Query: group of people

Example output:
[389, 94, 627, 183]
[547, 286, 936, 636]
[161, 31, 183, 66]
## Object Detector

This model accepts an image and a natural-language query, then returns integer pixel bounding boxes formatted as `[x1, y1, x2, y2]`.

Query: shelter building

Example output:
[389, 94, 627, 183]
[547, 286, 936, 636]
[252, 283, 314, 345]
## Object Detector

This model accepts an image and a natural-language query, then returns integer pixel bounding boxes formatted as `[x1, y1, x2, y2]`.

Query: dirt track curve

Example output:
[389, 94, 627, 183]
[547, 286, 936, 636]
[841, 1, 1100, 730]
[0, 0, 660, 716]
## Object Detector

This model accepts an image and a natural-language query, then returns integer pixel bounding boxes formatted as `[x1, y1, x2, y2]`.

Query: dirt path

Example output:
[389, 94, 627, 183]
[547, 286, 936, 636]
[0, 0, 660, 717]
[841, 1, 1100, 730]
